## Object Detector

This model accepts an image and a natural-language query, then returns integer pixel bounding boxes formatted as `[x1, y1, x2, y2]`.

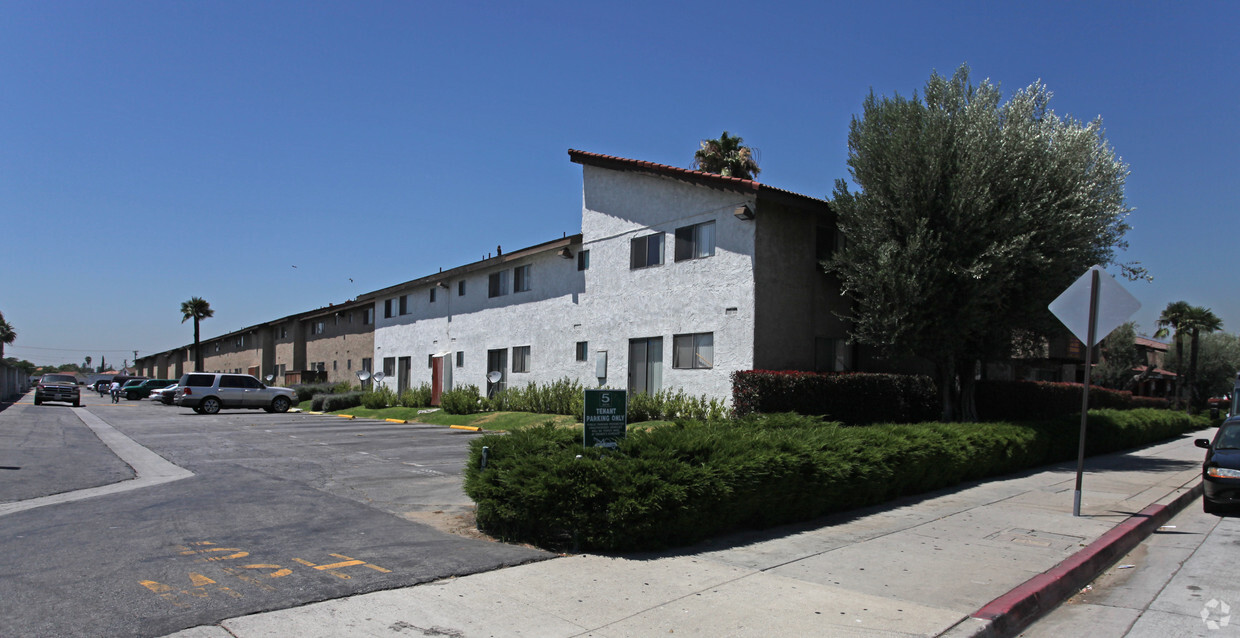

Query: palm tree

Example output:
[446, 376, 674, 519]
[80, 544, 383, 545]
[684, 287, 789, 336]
[180, 297, 214, 372]
[84, 356, 92, 371]
[1182, 305, 1223, 412]
[0, 311, 15, 359]
[692, 131, 761, 180]
[1154, 301, 1192, 407]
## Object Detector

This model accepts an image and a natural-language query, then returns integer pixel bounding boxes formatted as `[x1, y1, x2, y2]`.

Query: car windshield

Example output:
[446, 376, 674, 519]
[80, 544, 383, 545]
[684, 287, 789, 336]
[43, 375, 77, 384]
[123, 380, 144, 388]
[1215, 425, 1240, 450]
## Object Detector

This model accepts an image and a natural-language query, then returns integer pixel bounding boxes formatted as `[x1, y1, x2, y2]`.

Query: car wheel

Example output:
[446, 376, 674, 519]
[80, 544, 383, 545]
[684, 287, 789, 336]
[34, 397, 42, 405]
[271, 396, 291, 413]
[201, 397, 222, 415]
[73, 400, 80, 407]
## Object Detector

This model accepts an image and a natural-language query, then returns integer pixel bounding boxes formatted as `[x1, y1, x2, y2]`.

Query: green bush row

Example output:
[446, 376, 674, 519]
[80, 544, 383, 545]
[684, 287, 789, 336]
[464, 408, 1207, 552]
[976, 380, 1172, 420]
[437, 378, 727, 421]
[292, 381, 355, 403]
[731, 370, 938, 424]
[312, 391, 364, 412]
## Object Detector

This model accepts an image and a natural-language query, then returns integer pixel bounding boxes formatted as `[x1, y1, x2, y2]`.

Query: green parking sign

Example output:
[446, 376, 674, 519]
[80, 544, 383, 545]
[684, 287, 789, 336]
[583, 389, 627, 448]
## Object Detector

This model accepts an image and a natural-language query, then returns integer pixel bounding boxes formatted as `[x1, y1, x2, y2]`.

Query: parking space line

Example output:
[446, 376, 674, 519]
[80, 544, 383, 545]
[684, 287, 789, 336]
[0, 408, 194, 517]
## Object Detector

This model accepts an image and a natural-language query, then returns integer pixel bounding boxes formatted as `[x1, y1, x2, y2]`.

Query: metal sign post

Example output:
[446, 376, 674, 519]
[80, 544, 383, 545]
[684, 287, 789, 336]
[1049, 265, 1140, 517]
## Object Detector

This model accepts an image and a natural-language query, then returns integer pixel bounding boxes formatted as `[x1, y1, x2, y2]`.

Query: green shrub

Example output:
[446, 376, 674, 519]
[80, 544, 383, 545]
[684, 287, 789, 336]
[320, 391, 364, 412]
[400, 384, 433, 408]
[731, 371, 938, 423]
[293, 382, 337, 403]
[442, 384, 483, 414]
[361, 386, 396, 409]
[465, 408, 1206, 552]
[975, 380, 1172, 420]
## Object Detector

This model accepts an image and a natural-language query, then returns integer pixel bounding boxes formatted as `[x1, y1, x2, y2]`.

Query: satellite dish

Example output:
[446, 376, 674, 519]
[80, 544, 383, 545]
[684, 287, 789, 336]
[487, 371, 502, 384]
[373, 371, 386, 383]
[356, 370, 371, 382]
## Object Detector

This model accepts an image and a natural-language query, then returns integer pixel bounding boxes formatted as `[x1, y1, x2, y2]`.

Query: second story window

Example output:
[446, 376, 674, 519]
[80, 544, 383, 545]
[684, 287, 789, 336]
[675, 221, 716, 261]
[384, 299, 393, 319]
[630, 233, 664, 269]
[364, 307, 374, 325]
[399, 295, 410, 315]
[430, 287, 437, 303]
[488, 270, 509, 298]
[577, 249, 590, 271]
[514, 265, 531, 292]
[458, 280, 466, 296]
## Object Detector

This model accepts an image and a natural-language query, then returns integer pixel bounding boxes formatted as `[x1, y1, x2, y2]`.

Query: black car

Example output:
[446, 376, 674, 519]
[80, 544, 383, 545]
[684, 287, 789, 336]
[1195, 417, 1240, 513]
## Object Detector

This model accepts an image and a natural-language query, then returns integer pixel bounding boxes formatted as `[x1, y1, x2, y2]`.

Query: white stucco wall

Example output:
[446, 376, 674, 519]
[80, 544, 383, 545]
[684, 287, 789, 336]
[371, 165, 760, 405]
[373, 250, 589, 394]
[577, 166, 758, 401]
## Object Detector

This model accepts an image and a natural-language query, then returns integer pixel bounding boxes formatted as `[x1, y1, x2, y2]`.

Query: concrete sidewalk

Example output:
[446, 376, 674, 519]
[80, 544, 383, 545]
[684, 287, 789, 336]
[166, 429, 1209, 638]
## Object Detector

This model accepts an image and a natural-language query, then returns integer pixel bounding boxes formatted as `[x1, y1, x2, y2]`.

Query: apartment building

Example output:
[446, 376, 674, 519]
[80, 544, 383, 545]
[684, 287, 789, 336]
[370, 150, 849, 402]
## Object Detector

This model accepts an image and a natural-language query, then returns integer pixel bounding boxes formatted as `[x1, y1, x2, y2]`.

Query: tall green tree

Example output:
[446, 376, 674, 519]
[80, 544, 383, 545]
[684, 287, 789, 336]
[1183, 305, 1223, 411]
[1094, 322, 1143, 391]
[1154, 300, 1194, 408]
[692, 131, 761, 180]
[0, 311, 15, 359]
[84, 356, 92, 371]
[1163, 331, 1240, 408]
[180, 297, 214, 373]
[826, 65, 1136, 421]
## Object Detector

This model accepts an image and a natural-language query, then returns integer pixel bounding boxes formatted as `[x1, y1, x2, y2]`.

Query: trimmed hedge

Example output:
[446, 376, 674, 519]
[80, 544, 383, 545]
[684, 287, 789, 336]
[464, 408, 1206, 552]
[731, 370, 938, 424]
[976, 380, 1171, 421]
[312, 391, 364, 412]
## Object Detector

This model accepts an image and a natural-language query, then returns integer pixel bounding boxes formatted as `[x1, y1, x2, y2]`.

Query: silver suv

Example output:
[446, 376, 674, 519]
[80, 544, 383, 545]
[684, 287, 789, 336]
[174, 373, 295, 415]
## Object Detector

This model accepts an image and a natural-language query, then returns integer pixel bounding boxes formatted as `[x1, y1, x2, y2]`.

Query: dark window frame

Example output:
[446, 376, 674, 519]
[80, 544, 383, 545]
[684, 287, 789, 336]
[674, 221, 716, 262]
[630, 233, 664, 269]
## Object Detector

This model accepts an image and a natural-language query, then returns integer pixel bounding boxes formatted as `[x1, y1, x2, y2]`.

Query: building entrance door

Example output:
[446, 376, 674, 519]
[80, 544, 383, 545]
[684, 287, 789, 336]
[628, 337, 662, 395]
[486, 348, 507, 398]
[397, 356, 411, 394]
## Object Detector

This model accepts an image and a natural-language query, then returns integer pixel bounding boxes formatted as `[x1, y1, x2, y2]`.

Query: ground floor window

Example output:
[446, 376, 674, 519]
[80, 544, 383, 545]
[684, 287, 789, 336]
[673, 332, 713, 369]
[512, 346, 530, 373]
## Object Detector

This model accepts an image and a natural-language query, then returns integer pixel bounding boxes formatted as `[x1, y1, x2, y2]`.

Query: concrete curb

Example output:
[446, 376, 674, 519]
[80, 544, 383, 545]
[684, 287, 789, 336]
[945, 480, 1203, 638]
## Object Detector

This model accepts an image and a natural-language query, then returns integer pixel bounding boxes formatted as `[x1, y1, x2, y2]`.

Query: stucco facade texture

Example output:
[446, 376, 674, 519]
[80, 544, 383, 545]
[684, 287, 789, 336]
[373, 164, 770, 403]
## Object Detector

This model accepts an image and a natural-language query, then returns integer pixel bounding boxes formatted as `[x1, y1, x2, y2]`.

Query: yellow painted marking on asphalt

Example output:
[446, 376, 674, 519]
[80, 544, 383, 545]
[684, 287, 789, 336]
[179, 542, 249, 561]
[291, 553, 391, 580]
[140, 580, 172, 594]
[139, 573, 241, 606]
[241, 564, 294, 578]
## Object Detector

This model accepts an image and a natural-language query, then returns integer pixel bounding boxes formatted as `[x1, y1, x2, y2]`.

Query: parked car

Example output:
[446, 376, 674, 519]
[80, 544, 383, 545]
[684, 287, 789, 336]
[1195, 416, 1240, 513]
[174, 372, 295, 415]
[124, 378, 178, 400]
[34, 374, 81, 407]
[119, 378, 150, 400]
[152, 384, 179, 404]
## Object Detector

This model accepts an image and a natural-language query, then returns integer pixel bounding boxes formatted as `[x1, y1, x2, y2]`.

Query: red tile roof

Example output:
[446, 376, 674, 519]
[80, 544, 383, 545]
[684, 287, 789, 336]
[568, 149, 830, 212]
[1135, 337, 1169, 351]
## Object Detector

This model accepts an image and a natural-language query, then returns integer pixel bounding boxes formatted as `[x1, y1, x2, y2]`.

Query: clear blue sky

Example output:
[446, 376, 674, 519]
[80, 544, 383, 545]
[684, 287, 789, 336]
[2, 1, 1236, 367]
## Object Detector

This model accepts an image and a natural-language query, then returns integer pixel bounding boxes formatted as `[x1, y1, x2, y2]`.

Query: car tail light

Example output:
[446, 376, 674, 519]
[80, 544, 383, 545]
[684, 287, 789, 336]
[183, 387, 192, 395]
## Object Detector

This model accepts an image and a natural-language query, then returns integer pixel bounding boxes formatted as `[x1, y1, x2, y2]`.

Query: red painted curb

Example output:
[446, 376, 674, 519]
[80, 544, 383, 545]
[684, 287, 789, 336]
[970, 482, 1202, 637]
